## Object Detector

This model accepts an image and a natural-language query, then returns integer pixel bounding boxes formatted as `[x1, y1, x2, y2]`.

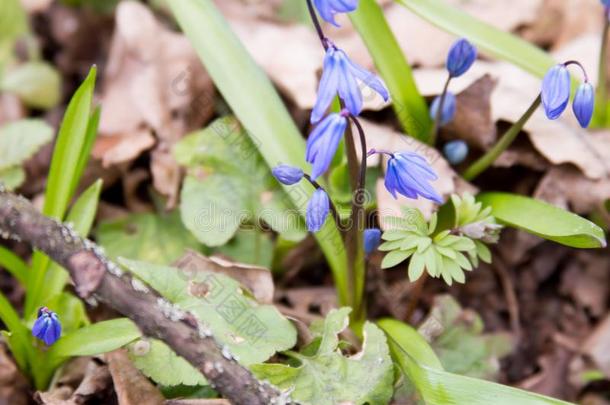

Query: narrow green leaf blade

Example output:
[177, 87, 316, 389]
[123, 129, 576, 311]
[380, 319, 573, 405]
[477, 192, 606, 249]
[350, 0, 432, 141]
[49, 318, 141, 359]
[168, 0, 349, 304]
[395, 0, 556, 79]
[0, 246, 28, 286]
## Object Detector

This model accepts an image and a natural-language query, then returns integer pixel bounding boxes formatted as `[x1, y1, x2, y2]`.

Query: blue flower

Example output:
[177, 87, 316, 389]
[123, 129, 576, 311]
[541, 64, 571, 120]
[443, 140, 469, 165]
[446, 39, 477, 78]
[430, 92, 457, 125]
[364, 228, 382, 255]
[384, 152, 443, 204]
[602, 0, 610, 6]
[311, 47, 389, 124]
[272, 164, 304, 185]
[314, 0, 359, 27]
[32, 307, 61, 346]
[306, 111, 348, 180]
[572, 82, 595, 128]
[306, 189, 330, 232]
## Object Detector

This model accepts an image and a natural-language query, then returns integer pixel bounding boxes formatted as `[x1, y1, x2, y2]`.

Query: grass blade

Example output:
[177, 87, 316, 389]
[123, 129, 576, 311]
[0, 246, 28, 286]
[350, 0, 432, 141]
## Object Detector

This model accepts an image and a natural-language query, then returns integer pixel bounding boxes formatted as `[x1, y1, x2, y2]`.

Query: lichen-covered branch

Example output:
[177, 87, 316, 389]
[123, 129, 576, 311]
[0, 188, 288, 405]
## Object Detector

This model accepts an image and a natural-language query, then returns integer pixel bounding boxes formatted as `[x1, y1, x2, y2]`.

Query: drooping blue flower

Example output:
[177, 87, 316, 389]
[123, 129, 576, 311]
[364, 228, 382, 255]
[384, 152, 443, 204]
[313, 0, 359, 27]
[443, 140, 469, 165]
[446, 39, 477, 78]
[32, 307, 61, 346]
[541, 64, 571, 120]
[430, 92, 457, 125]
[306, 111, 348, 180]
[311, 47, 389, 124]
[272, 164, 304, 185]
[572, 82, 595, 128]
[306, 189, 330, 232]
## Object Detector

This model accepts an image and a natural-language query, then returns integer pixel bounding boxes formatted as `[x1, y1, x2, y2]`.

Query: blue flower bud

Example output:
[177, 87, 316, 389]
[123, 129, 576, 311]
[306, 112, 348, 180]
[443, 140, 469, 165]
[272, 164, 304, 185]
[572, 82, 595, 128]
[541, 64, 571, 120]
[364, 228, 381, 255]
[306, 189, 330, 232]
[32, 307, 61, 346]
[446, 39, 477, 78]
[430, 92, 457, 126]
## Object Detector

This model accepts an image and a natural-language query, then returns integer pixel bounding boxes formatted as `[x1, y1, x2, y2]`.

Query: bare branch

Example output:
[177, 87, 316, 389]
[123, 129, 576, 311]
[0, 188, 288, 405]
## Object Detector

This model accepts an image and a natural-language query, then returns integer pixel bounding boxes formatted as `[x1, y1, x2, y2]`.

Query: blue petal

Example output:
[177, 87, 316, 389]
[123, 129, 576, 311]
[443, 140, 469, 165]
[345, 56, 390, 101]
[306, 189, 330, 232]
[336, 52, 363, 116]
[430, 92, 457, 125]
[311, 49, 341, 124]
[308, 114, 347, 180]
[328, 0, 359, 12]
[313, 0, 340, 26]
[384, 160, 400, 199]
[272, 165, 304, 185]
[364, 228, 382, 255]
[390, 153, 442, 203]
[572, 82, 595, 128]
[306, 114, 336, 163]
[541, 65, 571, 120]
[32, 316, 49, 339]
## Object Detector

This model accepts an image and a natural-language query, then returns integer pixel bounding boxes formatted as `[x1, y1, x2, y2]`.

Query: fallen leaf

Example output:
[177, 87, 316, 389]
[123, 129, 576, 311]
[0, 343, 28, 405]
[165, 400, 231, 405]
[583, 314, 610, 378]
[98, 1, 214, 201]
[107, 349, 165, 405]
[92, 129, 155, 168]
[560, 252, 609, 317]
[174, 249, 275, 304]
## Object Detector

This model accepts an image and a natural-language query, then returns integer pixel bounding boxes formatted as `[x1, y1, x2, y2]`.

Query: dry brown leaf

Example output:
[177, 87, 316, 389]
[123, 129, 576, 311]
[0, 94, 25, 125]
[0, 343, 28, 405]
[583, 314, 610, 378]
[174, 250, 275, 304]
[444, 74, 498, 149]
[92, 130, 155, 168]
[560, 252, 609, 317]
[99, 1, 214, 201]
[107, 349, 165, 405]
[165, 400, 231, 405]
[353, 119, 476, 221]
[534, 165, 610, 214]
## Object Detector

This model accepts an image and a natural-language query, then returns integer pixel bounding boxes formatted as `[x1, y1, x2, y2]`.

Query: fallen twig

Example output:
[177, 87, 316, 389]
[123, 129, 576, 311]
[0, 188, 287, 405]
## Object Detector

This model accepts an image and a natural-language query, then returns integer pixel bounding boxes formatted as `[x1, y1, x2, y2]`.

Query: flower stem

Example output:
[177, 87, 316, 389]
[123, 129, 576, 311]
[306, 0, 329, 50]
[597, 15, 610, 124]
[462, 95, 541, 181]
[429, 75, 452, 145]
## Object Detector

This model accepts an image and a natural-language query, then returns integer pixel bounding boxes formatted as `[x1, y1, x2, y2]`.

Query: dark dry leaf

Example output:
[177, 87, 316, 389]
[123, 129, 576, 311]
[107, 349, 165, 405]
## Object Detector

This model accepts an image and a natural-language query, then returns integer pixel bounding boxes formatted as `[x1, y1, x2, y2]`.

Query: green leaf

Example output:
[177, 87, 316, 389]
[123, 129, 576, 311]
[1, 62, 62, 109]
[0, 292, 29, 370]
[381, 249, 413, 269]
[0, 166, 25, 190]
[379, 319, 573, 405]
[168, 0, 349, 305]
[350, 0, 431, 141]
[44, 179, 103, 300]
[215, 228, 274, 268]
[97, 210, 202, 265]
[252, 308, 394, 405]
[395, 0, 556, 80]
[128, 339, 207, 386]
[120, 258, 296, 365]
[175, 117, 307, 246]
[0, 119, 53, 170]
[477, 192, 607, 249]
[0, 245, 28, 286]
[26, 66, 97, 317]
[49, 318, 141, 359]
